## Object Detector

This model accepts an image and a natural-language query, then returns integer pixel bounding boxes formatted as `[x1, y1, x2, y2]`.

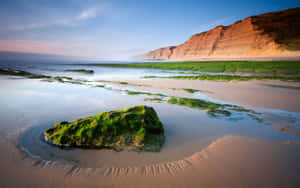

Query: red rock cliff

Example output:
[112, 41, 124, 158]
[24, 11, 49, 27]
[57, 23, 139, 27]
[143, 7, 300, 60]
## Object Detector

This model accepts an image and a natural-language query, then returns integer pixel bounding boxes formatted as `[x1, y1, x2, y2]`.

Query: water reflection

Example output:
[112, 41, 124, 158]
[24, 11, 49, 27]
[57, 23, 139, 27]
[18, 101, 300, 167]
[0, 72, 300, 168]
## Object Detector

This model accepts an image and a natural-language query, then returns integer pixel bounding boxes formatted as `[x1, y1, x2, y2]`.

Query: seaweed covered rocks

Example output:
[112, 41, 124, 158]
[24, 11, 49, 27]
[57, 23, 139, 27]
[44, 106, 164, 152]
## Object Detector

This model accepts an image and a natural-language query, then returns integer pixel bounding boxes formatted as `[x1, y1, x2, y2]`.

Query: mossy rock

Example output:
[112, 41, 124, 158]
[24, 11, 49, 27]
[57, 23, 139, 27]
[65, 69, 94, 74]
[0, 68, 50, 79]
[44, 105, 164, 152]
[167, 97, 262, 120]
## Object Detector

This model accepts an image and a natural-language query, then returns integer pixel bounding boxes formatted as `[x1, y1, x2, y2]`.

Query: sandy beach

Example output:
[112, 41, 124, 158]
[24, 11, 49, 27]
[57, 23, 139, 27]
[1, 135, 300, 188]
[1, 2, 300, 187]
[1, 66, 300, 188]
[114, 78, 300, 112]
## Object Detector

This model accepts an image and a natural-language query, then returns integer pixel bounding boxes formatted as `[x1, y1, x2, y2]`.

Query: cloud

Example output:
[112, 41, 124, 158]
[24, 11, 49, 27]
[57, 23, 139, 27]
[76, 7, 99, 20]
[2, 20, 73, 32]
[1, 6, 103, 32]
[3, 20, 75, 32]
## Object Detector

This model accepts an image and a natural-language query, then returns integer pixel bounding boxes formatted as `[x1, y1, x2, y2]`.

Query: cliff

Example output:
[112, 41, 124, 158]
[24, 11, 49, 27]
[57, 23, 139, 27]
[143, 7, 300, 60]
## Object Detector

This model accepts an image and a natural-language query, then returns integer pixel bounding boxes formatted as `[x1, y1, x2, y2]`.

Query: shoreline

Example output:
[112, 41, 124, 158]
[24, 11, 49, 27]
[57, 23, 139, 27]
[2, 135, 300, 187]
[141, 55, 300, 61]
[81, 60, 300, 77]
[1, 66, 300, 187]
[113, 78, 300, 112]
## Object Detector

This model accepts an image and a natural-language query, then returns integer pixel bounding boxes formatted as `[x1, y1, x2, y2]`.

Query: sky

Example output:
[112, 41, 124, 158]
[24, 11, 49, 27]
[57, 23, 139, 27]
[0, 0, 299, 60]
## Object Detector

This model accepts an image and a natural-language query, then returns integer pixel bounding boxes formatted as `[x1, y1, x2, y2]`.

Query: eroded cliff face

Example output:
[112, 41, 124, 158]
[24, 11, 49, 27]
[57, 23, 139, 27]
[143, 7, 300, 60]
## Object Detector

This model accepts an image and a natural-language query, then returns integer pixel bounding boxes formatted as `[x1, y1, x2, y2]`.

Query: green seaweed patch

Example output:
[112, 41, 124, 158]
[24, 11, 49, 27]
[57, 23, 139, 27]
[182, 88, 201, 93]
[247, 113, 264, 123]
[54, 76, 73, 82]
[27, 73, 51, 79]
[0, 68, 32, 77]
[167, 97, 262, 121]
[126, 90, 167, 97]
[168, 97, 222, 109]
[61, 76, 73, 80]
[64, 80, 84, 85]
[44, 105, 165, 152]
[206, 109, 231, 117]
[143, 76, 158, 79]
[65, 69, 94, 74]
[119, 82, 128, 85]
[144, 97, 165, 102]
[182, 88, 213, 94]
[96, 80, 148, 87]
[85, 61, 300, 76]
[27, 74, 51, 79]
[54, 76, 65, 83]
[143, 74, 300, 82]
[53, 76, 87, 85]
[95, 84, 105, 88]
[42, 79, 55, 83]
[0, 68, 51, 79]
[0, 68, 81, 82]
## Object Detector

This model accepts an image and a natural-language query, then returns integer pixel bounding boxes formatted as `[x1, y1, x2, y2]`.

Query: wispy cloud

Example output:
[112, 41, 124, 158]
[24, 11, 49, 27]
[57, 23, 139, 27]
[4, 20, 75, 32]
[76, 7, 99, 20]
[1, 6, 103, 32]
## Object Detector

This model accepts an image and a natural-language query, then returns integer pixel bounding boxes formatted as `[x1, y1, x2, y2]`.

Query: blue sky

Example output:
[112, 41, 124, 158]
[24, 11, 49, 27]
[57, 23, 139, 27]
[0, 0, 299, 59]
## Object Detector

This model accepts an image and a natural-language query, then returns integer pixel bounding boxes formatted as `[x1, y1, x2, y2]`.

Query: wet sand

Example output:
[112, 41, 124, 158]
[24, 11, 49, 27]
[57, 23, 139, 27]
[1, 75, 300, 187]
[122, 78, 300, 112]
[1, 135, 300, 188]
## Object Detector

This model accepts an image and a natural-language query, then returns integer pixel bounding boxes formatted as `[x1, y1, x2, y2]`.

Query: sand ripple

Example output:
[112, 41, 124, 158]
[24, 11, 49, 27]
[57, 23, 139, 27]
[25, 136, 232, 177]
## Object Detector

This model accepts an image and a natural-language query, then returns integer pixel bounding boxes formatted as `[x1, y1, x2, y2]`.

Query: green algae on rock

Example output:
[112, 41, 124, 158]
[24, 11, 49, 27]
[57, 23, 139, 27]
[144, 97, 165, 102]
[143, 74, 300, 82]
[44, 105, 165, 152]
[168, 97, 231, 116]
[126, 90, 167, 97]
[65, 69, 94, 74]
[0, 68, 51, 79]
[182, 88, 201, 93]
[167, 97, 262, 121]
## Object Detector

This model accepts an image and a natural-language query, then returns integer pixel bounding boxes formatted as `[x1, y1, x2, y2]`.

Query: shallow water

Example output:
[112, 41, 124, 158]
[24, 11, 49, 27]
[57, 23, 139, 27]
[0, 73, 299, 168]
[0, 59, 190, 81]
[0, 60, 300, 168]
